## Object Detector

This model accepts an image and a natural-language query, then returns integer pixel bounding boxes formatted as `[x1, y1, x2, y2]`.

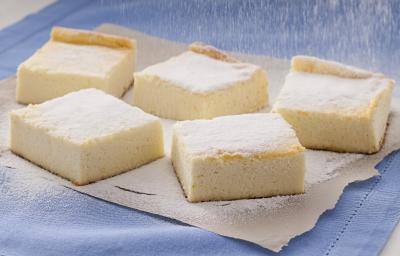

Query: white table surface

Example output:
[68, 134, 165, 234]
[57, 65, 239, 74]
[0, 1, 398, 255]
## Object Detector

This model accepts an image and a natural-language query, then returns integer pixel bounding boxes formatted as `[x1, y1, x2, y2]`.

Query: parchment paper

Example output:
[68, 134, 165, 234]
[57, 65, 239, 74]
[0, 24, 399, 252]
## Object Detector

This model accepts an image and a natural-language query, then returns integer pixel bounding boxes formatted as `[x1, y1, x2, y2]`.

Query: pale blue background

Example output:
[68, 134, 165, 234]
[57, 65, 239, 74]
[1, 1, 399, 255]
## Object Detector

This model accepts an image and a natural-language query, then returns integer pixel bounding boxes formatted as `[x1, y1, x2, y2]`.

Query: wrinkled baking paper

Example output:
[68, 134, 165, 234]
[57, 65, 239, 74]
[0, 24, 399, 252]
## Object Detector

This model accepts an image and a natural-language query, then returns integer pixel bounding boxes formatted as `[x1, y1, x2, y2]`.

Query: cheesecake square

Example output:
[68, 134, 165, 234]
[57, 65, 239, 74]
[17, 26, 136, 104]
[171, 113, 305, 202]
[273, 55, 394, 154]
[10, 89, 164, 185]
[133, 42, 268, 120]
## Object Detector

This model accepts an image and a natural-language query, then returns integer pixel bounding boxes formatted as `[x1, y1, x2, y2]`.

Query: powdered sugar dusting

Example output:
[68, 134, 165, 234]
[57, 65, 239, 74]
[138, 51, 261, 93]
[1, 166, 65, 204]
[12, 88, 159, 143]
[1, 25, 398, 252]
[305, 150, 364, 185]
[174, 113, 302, 156]
[23, 41, 130, 77]
[275, 72, 391, 114]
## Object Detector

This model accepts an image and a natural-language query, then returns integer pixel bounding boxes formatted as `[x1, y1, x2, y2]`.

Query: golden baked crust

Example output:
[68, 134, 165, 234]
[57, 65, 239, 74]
[366, 79, 394, 114]
[189, 42, 238, 63]
[203, 144, 305, 161]
[51, 26, 135, 49]
[291, 55, 383, 79]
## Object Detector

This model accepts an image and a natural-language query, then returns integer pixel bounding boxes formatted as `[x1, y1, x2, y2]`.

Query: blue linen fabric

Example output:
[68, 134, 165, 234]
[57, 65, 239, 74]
[0, 1, 399, 255]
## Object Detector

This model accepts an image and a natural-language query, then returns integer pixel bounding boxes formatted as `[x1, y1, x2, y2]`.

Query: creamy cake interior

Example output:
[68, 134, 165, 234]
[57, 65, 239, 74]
[171, 113, 305, 202]
[273, 55, 394, 153]
[10, 89, 164, 185]
[16, 26, 136, 104]
[133, 42, 268, 120]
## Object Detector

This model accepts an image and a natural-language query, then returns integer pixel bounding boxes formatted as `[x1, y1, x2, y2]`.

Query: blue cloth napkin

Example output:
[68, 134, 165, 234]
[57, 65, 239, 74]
[1, 1, 399, 255]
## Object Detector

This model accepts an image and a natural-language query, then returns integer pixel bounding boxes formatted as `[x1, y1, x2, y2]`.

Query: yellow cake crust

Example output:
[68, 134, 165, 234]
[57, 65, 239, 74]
[291, 55, 382, 79]
[203, 144, 305, 161]
[51, 26, 135, 49]
[189, 42, 238, 63]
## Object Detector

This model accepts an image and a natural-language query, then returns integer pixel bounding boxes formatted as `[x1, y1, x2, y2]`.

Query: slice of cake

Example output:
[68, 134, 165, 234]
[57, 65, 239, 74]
[273, 55, 394, 154]
[10, 89, 164, 185]
[171, 113, 305, 202]
[133, 42, 268, 120]
[16, 26, 136, 104]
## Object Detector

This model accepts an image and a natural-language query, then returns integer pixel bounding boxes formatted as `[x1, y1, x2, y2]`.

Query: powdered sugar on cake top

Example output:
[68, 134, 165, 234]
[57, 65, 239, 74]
[22, 41, 131, 78]
[173, 113, 303, 157]
[274, 72, 392, 115]
[139, 51, 261, 93]
[11, 89, 159, 144]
